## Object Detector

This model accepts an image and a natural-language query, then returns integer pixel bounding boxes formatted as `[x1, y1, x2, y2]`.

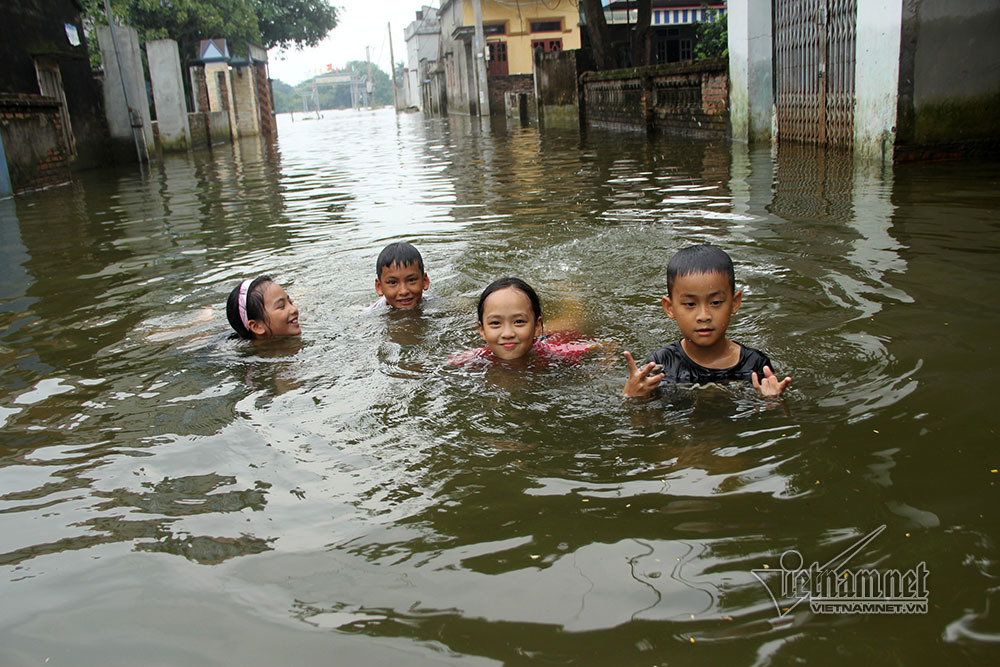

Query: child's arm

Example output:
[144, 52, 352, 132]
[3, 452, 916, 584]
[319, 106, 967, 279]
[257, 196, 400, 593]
[622, 351, 665, 398]
[752, 365, 792, 397]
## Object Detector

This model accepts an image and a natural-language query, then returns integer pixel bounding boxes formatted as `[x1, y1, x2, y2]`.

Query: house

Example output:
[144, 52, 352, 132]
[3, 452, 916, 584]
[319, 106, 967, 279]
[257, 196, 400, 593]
[0, 0, 110, 194]
[404, 6, 441, 111]
[601, 0, 727, 65]
[437, 0, 582, 116]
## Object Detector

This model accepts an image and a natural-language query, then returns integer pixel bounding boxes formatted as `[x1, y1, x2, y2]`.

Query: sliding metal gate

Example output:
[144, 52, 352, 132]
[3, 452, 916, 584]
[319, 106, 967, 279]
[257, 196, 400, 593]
[774, 0, 857, 147]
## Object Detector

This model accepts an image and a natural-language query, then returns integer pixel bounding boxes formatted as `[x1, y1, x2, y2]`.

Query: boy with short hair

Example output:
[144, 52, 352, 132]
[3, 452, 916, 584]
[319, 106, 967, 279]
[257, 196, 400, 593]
[370, 242, 430, 311]
[623, 244, 791, 398]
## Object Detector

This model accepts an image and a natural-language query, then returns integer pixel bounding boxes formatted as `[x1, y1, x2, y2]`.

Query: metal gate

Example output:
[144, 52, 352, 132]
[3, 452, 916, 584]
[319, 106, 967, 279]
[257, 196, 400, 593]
[774, 0, 857, 147]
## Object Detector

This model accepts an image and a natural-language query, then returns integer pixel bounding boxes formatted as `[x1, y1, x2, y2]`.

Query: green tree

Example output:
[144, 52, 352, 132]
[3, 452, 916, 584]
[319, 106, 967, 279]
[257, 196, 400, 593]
[83, 0, 338, 63]
[257, 0, 338, 50]
[271, 79, 297, 113]
[292, 61, 395, 111]
[695, 9, 728, 60]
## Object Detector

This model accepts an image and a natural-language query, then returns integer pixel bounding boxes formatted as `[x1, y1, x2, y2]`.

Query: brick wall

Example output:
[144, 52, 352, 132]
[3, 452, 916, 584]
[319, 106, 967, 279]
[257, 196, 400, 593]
[488, 74, 533, 117]
[253, 63, 277, 139]
[188, 112, 208, 150]
[582, 58, 729, 137]
[0, 93, 71, 193]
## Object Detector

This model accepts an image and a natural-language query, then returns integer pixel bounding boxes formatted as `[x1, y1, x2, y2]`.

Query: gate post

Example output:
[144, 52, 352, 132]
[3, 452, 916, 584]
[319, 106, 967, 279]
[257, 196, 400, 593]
[728, 0, 774, 143]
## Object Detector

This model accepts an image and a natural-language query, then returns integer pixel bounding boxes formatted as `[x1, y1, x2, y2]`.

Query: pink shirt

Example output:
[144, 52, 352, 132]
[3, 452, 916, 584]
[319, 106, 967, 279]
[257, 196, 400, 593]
[449, 330, 594, 367]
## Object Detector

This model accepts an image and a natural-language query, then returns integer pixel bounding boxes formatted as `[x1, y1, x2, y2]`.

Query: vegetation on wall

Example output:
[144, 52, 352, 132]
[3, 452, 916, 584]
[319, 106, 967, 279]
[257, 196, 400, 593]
[695, 9, 728, 60]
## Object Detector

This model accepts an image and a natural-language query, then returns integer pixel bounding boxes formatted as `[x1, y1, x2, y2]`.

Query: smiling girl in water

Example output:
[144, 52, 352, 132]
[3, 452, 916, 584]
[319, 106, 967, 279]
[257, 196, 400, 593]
[449, 277, 596, 366]
[226, 276, 300, 341]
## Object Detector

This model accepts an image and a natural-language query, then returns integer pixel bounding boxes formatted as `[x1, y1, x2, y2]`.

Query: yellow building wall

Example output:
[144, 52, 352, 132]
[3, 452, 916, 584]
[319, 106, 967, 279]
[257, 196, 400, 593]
[461, 0, 582, 75]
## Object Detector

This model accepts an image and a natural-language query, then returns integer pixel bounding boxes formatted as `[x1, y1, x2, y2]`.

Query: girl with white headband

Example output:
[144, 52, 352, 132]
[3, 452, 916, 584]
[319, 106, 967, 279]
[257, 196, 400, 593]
[225, 275, 300, 340]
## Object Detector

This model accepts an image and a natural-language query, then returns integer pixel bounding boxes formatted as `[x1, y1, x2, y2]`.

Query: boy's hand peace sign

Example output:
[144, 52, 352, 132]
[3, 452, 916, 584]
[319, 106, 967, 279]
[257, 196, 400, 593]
[622, 351, 665, 398]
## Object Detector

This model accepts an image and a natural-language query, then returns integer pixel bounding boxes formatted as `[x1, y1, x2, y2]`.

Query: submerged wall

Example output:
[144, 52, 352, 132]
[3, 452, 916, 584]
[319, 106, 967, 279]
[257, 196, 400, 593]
[895, 0, 1000, 159]
[534, 49, 591, 130]
[0, 94, 71, 192]
[581, 59, 729, 137]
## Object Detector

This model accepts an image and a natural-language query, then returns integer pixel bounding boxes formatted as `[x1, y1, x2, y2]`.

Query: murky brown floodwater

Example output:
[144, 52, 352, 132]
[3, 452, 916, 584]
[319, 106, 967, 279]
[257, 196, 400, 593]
[1, 108, 998, 665]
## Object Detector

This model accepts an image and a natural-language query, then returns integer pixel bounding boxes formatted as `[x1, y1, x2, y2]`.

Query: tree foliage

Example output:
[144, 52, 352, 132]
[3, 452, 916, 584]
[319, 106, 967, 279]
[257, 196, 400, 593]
[695, 9, 728, 60]
[82, 0, 338, 63]
[257, 0, 338, 51]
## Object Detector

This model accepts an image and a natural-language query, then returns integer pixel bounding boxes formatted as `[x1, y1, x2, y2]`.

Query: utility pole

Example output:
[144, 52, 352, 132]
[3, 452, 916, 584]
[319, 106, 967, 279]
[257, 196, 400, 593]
[388, 22, 400, 112]
[366, 46, 374, 108]
[472, 0, 490, 117]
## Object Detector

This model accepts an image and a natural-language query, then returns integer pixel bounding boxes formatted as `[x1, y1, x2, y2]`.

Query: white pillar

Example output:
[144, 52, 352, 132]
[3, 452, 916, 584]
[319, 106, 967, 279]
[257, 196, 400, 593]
[728, 0, 773, 143]
[97, 24, 153, 162]
[146, 39, 191, 151]
[854, 0, 903, 164]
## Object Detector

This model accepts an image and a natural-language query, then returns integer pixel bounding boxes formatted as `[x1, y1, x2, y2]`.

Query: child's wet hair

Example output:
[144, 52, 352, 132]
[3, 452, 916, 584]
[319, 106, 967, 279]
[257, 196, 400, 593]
[666, 244, 736, 296]
[376, 242, 424, 276]
[226, 275, 272, 339]
[477, 277, 542, 323]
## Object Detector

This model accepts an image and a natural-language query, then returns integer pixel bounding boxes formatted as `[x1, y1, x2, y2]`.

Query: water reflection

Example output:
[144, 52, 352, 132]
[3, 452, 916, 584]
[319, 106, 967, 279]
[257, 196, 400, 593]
[0, 109, 997, 663]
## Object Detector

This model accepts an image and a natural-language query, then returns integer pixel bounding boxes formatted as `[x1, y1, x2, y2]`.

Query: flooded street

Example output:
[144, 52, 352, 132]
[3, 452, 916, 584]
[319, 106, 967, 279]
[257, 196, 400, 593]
[1, 108, 998, 664]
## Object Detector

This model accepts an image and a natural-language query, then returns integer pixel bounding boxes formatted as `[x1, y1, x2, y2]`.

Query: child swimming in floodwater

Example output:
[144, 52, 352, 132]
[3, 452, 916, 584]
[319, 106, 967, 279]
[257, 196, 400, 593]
[449, 277, 597, 366]
[226, 275, 301, 340]
[622, 244, 790, 398]
[369, 242, 431, 312]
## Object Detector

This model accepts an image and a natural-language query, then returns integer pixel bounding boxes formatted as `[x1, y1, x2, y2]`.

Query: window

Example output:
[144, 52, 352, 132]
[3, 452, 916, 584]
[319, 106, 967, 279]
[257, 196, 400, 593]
[680, 39, 692, 60]
[531, 39, 563, 53]
[484, 22, 506, 35]
[530, 19, 562, 32]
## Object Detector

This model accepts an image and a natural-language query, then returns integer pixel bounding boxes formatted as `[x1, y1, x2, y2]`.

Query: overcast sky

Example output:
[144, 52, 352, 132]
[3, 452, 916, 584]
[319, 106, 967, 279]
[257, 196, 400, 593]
[266, 1, 437, 85]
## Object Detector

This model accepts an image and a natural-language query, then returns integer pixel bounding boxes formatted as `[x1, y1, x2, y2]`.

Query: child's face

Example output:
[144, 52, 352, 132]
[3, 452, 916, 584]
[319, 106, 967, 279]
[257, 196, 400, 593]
[662, 271, 742, 350]
[478, 286, 542, 361]
[376, 261, 429, 310]
[249, 281, 300, 338]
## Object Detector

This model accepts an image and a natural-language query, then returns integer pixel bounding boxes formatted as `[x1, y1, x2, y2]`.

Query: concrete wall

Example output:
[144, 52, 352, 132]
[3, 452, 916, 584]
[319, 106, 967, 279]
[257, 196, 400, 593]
[0, 94, 71, 192]
[488, 74, 532, 119]
[534, 49, 590, 130]
[895, 0, 1000, 158]
[97, 25, 153, 163]
[728, 0, 773, 143]
[146, 39, 191, 152]
[231, 65, 261, 137]
[854, 1, 903, 162]
[188, 111, 232, 150]
[204, 62, 237, 138]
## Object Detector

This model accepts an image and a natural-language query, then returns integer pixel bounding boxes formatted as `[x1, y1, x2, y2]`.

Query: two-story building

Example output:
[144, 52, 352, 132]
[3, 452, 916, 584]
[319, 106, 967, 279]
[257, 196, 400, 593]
[437, 0, 582, 116]
[403, 6, 441, 111]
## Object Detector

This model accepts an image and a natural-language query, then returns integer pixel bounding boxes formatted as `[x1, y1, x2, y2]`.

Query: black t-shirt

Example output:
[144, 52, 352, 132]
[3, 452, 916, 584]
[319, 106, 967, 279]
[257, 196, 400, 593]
[647, 340, 773, 385]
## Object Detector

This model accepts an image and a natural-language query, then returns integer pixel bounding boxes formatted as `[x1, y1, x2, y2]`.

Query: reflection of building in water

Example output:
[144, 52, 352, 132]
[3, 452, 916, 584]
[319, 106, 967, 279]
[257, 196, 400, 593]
[730, 142, 907, 320]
